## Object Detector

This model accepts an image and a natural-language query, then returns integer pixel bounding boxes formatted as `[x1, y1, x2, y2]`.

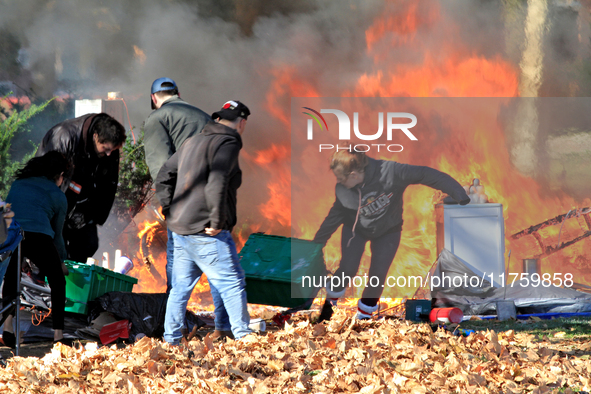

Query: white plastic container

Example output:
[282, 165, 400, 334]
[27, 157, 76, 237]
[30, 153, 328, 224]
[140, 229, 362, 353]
[435, 203, 505, 287]
[102, 252, 109, 269]
[248, 318, 266, 332]
[114, 256, 134, 275]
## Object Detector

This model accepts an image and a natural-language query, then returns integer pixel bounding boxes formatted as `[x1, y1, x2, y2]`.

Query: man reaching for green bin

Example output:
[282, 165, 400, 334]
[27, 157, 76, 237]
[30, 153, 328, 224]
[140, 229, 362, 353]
[313, 150, 469, 322]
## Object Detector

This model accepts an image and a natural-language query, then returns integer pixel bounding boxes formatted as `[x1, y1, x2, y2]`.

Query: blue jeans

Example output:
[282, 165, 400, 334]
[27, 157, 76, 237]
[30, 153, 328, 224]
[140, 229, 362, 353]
[164, 230, 251, 344]
[166, 227, 203, 293]
[166, 228, 174, 293]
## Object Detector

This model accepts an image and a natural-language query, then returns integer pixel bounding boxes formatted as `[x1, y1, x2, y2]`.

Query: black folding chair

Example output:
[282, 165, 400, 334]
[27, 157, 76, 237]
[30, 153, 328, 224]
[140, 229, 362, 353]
[0, 220, 24, 356]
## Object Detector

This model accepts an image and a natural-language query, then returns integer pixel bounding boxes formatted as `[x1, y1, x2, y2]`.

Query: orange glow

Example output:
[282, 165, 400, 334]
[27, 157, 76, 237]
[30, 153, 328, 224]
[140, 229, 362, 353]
[252, 144, 291, 228]
[132, 220, 166, 293]
[283, 1, 518, 300]
[352, 55, 519, 98]
[126, 213, 213, 310]
[122, 204, 263, 310]
[119, 0, 591, 311]
[0, 96, 32, 113]
[133, 45, 147, 65]
[365, 1, 439, 51]
[265, 67, 320, 126]
[286, 0, 590, 302]
[253, 144, 289, 166]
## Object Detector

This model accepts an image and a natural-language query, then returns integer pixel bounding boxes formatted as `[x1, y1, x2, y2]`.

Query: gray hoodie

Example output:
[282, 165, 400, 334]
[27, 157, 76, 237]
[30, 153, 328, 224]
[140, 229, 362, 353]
[313, 158, 469, 244]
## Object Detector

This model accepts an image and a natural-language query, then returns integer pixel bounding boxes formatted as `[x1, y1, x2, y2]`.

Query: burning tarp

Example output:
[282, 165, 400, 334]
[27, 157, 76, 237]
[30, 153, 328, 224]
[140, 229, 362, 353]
[431, 249, 591, 316]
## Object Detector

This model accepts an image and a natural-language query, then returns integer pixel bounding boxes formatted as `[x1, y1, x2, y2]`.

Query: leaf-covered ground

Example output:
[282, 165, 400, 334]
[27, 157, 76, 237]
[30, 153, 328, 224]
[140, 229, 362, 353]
[1, 310, 591, 393]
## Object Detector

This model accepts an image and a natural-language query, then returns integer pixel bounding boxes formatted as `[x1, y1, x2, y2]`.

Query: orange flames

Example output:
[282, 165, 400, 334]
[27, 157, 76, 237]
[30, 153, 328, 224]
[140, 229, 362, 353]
[252, 144, 291, 228]
[265, 67, 319, 126]
[287, 1, 518, 301]
[352, 55, 519, 98]
[133, 220, 166, 293]
[0, 96, 33, 119]
[119, 205, 213, 310]
[120, 0, 591, 312]
[287, 0, 591, 301]
[133, 45, 146, 65]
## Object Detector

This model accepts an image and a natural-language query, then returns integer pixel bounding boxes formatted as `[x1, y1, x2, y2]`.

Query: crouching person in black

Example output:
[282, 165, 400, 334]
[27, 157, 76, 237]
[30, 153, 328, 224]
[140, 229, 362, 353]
[35, 114, 126, 262]
[3, 151, 72, 346]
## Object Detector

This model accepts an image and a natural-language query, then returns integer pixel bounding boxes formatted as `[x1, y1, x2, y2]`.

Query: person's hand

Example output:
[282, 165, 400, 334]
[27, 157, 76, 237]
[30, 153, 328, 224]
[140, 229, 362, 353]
[61, 262, 69, 276]
[2, 206, 14, 228]
[204, 228, 221, 236]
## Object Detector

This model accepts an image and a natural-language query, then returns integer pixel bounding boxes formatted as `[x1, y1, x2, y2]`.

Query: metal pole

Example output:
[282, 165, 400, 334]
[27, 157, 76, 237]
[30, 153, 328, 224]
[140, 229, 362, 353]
[14, 242, 21, 356]
[503, 250, 511, 301]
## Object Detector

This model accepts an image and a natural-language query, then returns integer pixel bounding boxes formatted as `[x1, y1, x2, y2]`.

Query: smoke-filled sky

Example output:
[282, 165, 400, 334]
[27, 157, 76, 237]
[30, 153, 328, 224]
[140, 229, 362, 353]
[0, 0, 385, 132]
[2, 0, 588, 128]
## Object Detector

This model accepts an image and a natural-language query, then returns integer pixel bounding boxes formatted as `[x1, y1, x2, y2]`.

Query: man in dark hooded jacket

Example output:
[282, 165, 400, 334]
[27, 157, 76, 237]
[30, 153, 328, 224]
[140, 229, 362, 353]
[35, 113, 126, 262]
[156, 100, 252, 344]
[314, 150, 470, 321]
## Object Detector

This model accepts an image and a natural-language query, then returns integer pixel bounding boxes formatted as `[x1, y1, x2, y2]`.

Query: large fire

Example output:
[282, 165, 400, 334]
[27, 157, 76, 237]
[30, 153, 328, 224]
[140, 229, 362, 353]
[117, 0, 591, 313]
[119, 207, 214, 311]
[289, 0, 591, 300]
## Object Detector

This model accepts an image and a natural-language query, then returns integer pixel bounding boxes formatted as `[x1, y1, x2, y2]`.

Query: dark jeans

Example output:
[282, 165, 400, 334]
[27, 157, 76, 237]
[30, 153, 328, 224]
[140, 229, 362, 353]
[63, 223, 99, 263]
[332, 225, 402, 307]
[2, 232, 66, 330]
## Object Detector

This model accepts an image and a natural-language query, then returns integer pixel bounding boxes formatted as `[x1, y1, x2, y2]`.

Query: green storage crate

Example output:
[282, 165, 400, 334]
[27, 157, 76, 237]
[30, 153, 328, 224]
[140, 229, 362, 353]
[63, 260, 138, 315]
[239, 233, 327, 308]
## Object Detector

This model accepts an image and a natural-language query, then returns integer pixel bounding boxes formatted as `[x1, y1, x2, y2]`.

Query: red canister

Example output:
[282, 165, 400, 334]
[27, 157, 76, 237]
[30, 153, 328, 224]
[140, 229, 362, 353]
[429, 307, 463, 324]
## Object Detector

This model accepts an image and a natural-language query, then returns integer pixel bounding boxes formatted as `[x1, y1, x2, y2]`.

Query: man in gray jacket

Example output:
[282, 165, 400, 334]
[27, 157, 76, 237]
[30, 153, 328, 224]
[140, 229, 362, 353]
[144, 77, 211, 292]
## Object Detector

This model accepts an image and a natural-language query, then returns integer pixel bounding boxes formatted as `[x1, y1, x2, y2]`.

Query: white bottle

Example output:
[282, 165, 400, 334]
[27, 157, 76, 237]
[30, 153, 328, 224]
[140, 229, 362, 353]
[102, 252, 110, 270]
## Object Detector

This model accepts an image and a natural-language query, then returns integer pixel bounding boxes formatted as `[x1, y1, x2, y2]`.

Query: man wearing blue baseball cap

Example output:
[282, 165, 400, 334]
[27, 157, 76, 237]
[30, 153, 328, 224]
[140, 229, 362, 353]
[144, 77, 211, 293]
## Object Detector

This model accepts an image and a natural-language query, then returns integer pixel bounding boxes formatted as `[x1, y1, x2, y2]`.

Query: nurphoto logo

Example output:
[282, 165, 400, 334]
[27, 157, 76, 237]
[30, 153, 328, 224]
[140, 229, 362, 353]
[302, 107, 418, 152]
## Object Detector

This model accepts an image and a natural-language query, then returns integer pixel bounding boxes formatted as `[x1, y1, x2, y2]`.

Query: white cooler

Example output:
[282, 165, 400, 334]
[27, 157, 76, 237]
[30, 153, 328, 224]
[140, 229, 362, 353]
[435, 203, 505, 287]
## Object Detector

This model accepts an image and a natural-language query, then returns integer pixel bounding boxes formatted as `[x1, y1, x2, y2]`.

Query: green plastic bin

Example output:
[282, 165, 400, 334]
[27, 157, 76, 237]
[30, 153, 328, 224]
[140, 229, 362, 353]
[239, 233, 326, 308]
[63, 261, 138, 315]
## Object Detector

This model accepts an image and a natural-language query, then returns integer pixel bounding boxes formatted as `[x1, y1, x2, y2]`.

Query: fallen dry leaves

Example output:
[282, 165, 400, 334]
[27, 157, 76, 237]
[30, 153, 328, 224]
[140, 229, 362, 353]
[1, 310, 591, 393]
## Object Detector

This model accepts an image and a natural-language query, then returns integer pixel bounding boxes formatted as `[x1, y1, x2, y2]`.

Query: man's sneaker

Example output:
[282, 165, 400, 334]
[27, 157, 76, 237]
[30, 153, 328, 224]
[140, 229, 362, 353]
[355, 300, 378, 320]
[210, 330, 233, 342]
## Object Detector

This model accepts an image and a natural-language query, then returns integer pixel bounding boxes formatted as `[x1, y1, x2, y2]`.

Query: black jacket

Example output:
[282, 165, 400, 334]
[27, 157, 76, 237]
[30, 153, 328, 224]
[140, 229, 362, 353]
[155, 121, 242, 235]
[313, 158, 469, 244]
[35, 113, 120, 228]
[143, 96, 211, 181]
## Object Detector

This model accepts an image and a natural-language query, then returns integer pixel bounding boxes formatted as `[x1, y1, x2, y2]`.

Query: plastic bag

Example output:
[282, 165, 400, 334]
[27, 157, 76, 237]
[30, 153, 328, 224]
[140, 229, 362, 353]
[90, 292, 205, 339]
